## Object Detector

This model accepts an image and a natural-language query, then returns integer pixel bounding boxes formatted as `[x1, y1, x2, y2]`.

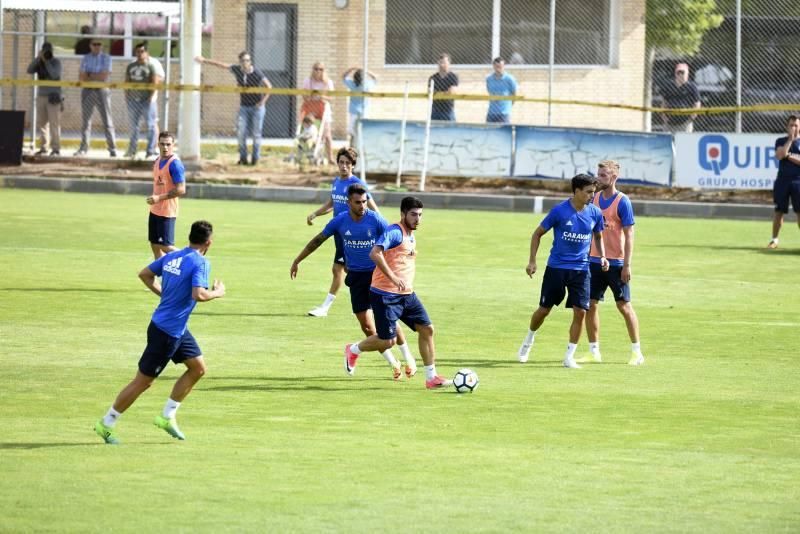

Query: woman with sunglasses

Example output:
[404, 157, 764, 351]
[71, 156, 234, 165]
[300, 62, 335, 165]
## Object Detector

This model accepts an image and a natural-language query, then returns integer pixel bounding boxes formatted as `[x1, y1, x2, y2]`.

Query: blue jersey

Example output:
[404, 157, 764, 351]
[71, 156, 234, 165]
[486, 72, 518, 116]
[775, 136, 800, 180]
[322, 209, 388, 272]
[158, 157, 185, 184]
[331, 175, 370, 216]
[147, 247, 210, 337]
[540, 199, 604, 271]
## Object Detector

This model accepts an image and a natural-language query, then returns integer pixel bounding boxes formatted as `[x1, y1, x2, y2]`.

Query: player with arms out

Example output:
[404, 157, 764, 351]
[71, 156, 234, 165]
[343, 197, 451, 389]
[146, 131, 186, 259]
[291, 185, 417, 379]
[94, 220, 225, 444]
[305, 147, 380, 317]
[579, 160, 645, 366]
[517, 174, 608, 369]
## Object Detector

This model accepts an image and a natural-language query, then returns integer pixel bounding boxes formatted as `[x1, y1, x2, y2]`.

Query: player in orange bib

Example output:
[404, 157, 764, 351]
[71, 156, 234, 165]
[580, 160, 645, 366]
[146, 131, 186, 259]
[343, 197, 452, 389]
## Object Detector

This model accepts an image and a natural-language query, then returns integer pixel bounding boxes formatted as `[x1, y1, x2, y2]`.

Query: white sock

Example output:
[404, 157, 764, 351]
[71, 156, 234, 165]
[632, 342, 641, 354]
[397, 343, 415, 367]
[523, 329, 536, 345]
[564, 343, 578, 360]
[321, 293, 336, 309]
[162, 398, 181, 419]
[424, 364, 437, 380]
[381, 349, 400, 367]
[102, 407, 122, 428]
[589, 342, 600, 355]
[350, 343, 362, 355]
[770, 237, 779, 244]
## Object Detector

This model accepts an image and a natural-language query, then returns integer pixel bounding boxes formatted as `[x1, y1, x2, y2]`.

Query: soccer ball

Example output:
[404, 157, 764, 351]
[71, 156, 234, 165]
[453, 368, 479, 393]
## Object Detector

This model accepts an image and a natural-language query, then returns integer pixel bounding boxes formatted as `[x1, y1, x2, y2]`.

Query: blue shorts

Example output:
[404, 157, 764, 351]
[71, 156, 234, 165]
[148, 212, 176, 246]
[345, 270, 373, 314]
[773, 176, 800, 213]
[333, 233, 345, 266]
[370, 290, 432, 340]
[539, 266, 591, 310]
[138, 321, 202, 377]
[589, 263, 631, 303]
[486, 112, 510, 124]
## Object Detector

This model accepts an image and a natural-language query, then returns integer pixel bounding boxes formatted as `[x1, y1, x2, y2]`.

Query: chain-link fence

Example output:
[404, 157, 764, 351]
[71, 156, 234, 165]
[1, 0, 798, 164]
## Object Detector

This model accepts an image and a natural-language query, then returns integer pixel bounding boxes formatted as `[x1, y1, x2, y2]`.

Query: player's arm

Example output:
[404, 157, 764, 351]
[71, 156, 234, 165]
[622, 225, 634, 283]
[193, 280, 226, 302]
[258, 76, 272, 106]
[370, 245, 406, 292]
[526, 226, 547, 278]
[138, 267, 162, 296]
[290, 232, 330, 278]
[366, 196, 380, 213]
[307, 198, 333, 225]
[593, 231, 609, 271]
[146, 182, 186, 205]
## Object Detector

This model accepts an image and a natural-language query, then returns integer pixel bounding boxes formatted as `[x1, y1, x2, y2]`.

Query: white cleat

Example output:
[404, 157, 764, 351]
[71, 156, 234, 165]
[563, 358, 581, 369]
[518, 342, 532, 363]
[628, 352, 645, 366]
[307, 306, 329, 317]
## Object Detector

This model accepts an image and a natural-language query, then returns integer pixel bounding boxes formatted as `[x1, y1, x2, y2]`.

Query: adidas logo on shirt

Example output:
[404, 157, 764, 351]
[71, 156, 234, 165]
[344, 230, 352, 236]
[566, 220, 573, 226]
[163, 256, 183, 276]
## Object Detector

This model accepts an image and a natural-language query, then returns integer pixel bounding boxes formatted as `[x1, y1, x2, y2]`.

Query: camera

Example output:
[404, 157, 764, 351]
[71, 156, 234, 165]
[41, 43, 53, 61]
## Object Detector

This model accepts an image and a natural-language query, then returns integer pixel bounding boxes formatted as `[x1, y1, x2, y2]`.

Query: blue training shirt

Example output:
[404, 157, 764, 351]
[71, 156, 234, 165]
[323, 209, 388, 272]
[539, 199, 604, 271]
[486, 72, 518, 116]
[330, 175, 370, 216]
[589, 192, 634, 267]
[158, 157, 185, 184]
[775, 136, 800, 180]
[147, 247, 210, 337]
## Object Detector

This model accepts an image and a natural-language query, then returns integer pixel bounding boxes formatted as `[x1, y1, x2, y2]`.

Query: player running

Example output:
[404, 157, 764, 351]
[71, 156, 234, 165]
[517, 174, 608, 369]
[580, 160, 645, 366]
[343, 197, 451, 389]
[291, 185, 417, 379]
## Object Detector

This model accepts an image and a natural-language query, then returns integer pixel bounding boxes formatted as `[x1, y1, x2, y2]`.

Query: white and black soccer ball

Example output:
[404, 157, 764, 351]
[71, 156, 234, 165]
[453, 368, 479, 393]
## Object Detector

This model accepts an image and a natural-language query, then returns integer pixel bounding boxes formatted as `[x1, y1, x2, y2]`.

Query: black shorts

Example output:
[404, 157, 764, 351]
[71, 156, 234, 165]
[538, 266, 591, 310]
[370, 290, 431, 340]
[333, 233, 345, 266]
[345, 270, 373, 314]
[589, 263, 631, 302]
[773, 176, 800, 214]
[148, 212, 176, 246]
[138, 321, 202, 377]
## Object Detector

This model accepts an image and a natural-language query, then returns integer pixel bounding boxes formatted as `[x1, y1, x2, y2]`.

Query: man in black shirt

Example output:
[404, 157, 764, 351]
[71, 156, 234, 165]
[661, 62, 701, 133]
[196, 52, 272, 165]
[428, 53, 459, 121]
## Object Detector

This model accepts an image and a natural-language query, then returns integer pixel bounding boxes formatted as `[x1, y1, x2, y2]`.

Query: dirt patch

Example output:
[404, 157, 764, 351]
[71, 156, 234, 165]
[4, 153, 773, 205]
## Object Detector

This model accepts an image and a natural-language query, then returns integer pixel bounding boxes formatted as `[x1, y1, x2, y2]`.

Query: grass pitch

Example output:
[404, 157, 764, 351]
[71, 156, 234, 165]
[0, 189, 798, 532]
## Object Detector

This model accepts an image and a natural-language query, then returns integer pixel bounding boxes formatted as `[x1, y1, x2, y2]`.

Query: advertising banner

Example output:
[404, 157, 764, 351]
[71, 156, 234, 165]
[674, 133, 779, 190]
[361, 120, 513, 177]
[514, 127, 673, 186]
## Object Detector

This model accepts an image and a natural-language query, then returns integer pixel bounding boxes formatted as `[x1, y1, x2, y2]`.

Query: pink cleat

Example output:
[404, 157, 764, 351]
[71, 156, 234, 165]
[344, 344, 359, 376]
[425, 375, 453, 389]
[404, 363, 417, 379]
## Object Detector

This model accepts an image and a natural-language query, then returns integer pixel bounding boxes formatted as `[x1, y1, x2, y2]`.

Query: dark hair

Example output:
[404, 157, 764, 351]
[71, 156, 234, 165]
[493, 56, 505, 64]
[81, 25, 92, 35]
[787, 115, 799, 123]
[238, 51, 251, 61]
[438, 53, 450, 61]
[347, 184, 367, 198]
[158, 131, 174, 142]
[401, 196, 424, 213]
[571, 173, 597, 193]
[189, 220, 213, 244]
[353, 69, 363, 87]
[336, 147, 358, 166]
[134, 42, 148, 51]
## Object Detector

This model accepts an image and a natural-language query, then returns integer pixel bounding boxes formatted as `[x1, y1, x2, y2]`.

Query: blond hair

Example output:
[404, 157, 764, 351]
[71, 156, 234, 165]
[598, 159, 620, 175]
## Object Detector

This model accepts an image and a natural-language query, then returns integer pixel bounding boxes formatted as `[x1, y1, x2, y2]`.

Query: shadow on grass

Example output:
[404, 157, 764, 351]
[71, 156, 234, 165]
[193, 311, 296, 317]
[201, 375, 386, 392]
[0, 442, 111, 449]
[656, 244, 800, 255]
[0, 287, 137, 293]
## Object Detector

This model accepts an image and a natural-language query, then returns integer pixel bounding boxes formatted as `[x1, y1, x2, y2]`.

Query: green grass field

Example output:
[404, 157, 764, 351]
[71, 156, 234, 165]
[0, 189, 798, 532]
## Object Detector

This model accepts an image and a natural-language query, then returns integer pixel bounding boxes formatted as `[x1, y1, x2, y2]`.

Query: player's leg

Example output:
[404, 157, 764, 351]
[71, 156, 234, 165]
[349, 270, 402, 377]
[344, 291, 398, 375]
[154, 332, 206, 440]
[309, 236, 346, 317]
[562, 270, 591, 369]
[580, 262, 609, 363]
[518, 267, 564, 363]
[769, 179, 790, 248]
[402, 294, 450, 389]
[611, 276, 643, 366]
[395, 325, 417, 378]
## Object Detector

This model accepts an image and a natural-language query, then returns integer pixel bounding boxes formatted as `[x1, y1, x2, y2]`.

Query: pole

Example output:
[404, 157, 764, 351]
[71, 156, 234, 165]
[735, 0, 742, 133]
[420, 78, 434, 192]
[0, 0, 5, 105]
[164, 15, 172, 132]
[395, 81, 409, 188]
[30, 10, 44, 151]
[179, 0, 202, 161]
[547, 0, 556, 126]
[360, 0, 369, 182]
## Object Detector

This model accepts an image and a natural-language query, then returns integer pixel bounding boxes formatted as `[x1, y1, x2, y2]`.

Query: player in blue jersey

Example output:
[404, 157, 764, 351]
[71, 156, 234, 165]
[305, 147, 381, 317]
[768, 115, 800, 249]
[517, 174, 609, 369]
[292, 185, 417, 379]
[94, 220, 226, 444]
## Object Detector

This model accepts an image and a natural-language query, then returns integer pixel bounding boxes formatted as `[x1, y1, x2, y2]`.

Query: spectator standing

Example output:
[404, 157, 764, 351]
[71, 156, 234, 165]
[125, 43, 162, 158]
[301, 62, 336, 165]
[485, 57, 517, 124]
[342, 67, 377, 146]
[767, 115, 800, 249]
[428, 53, 459, 121]
[26, 42, 62, 156]
[661, 62, 701, 133]
[195, 52, 272, 165]
[74, 25, 92, 55]
[76, 40, 117, 157]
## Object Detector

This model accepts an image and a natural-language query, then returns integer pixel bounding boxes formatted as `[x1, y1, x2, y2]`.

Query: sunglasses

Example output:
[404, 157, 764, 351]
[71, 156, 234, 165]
[675, 70, 686, 74]
[313, 67, 324, 71]
[91, 42, 103, 46]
